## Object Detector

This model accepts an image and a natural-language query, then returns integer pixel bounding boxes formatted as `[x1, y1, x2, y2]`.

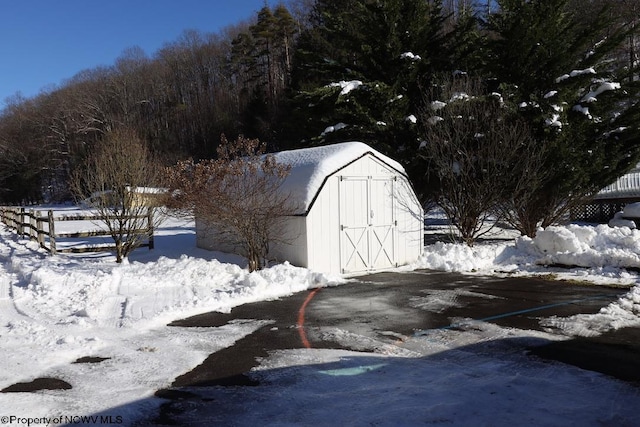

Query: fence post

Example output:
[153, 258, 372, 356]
[147, 208, 154, 250]
[29, 210, 36, 241]
[19, 207, 26, 237]
[48, 210, 57, 255]
[36, 213, 44, 248]
[11, 208, 20, 233]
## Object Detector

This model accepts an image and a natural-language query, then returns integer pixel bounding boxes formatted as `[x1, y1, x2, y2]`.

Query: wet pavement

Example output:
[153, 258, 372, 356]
[165, 270, 633, 385]
[144, 269, 639, 425]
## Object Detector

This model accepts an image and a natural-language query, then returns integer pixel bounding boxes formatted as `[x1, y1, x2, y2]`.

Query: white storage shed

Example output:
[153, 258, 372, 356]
[196, 141, 424, 275]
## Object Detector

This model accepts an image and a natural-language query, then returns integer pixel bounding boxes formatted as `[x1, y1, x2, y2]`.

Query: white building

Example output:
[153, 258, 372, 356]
[196, 141, 424, 275]
[596, 164, 640, 200]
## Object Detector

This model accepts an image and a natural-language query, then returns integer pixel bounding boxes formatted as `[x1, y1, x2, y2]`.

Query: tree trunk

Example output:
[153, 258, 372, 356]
[115, 239, 123, 263]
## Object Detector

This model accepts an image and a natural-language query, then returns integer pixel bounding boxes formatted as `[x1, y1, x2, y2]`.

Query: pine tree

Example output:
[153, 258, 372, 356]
[285, 0, 456, 162]
[273, 5, 297, 81]
[484, 0, 640, 235]
[229, 5, 299, 141]
[252, 7, 277, 106]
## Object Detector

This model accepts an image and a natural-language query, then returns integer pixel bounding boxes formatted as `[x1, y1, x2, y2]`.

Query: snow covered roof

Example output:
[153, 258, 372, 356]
[273, 141, 406, 215]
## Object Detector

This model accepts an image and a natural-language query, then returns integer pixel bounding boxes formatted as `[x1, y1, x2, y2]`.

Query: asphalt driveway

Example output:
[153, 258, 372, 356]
[164, 270, 636, 387]
[140, 270, 640, 425]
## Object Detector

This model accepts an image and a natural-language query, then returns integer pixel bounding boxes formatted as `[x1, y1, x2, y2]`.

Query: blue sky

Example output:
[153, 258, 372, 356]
[0, 0, 280, 107]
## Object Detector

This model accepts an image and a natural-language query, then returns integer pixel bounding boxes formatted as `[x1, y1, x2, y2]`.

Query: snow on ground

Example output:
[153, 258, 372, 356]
[1, 206, 640, 426]
[170, 333, 638, 426]
[418, 211, 640, 338]
[0, 207, 344, 425]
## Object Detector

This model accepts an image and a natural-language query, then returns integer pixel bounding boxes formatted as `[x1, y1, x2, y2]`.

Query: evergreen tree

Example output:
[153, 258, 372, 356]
[285, 0, 457, 162]
[273, 5, 297, 84]
[229, 5, 299, 142]
[484, 0, 640, 235]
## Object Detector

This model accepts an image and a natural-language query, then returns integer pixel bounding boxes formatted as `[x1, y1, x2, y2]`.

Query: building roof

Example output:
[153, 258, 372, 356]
[273, 141, 406, 215]
[596, 165, 640, 200]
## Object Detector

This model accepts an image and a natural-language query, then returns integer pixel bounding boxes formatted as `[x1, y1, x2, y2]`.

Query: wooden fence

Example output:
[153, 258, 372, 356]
[0, 207, 154, 255]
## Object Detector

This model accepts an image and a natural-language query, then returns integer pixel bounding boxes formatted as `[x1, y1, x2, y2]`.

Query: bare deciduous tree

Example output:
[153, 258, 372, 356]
[166, 135, 296, 272]
[420, 78, 544, 245]
[70, 127, 165, 262]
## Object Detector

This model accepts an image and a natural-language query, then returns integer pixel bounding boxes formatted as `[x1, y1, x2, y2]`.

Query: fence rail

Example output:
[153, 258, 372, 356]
[0, 207, 154, 255]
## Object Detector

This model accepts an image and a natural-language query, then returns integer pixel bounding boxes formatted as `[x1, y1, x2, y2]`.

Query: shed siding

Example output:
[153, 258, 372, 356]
[306, 173, 341, 273]
[270, 216, 308, 267]
[197, 215, 309, 268]
[197, 146, 423, 275]
[394, 177, 424, 264]
[304, 154, 422, 274]
[195, 217, 240, 254]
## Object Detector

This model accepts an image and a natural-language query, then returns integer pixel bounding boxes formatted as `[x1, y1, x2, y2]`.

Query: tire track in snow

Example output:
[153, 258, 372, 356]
[89, 267, 129, 328]
[0, 268, 22, 323]
[111, 269, 128, 328]
[0, 242, 30, 324]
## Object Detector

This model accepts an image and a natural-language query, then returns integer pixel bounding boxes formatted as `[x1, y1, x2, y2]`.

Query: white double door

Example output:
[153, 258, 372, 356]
[339, 176, 396, 274]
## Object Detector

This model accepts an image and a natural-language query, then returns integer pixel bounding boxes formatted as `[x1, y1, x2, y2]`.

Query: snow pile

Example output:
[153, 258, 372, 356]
[545, 113, 563, 128]
[11, 254, 336, 330]
[542, 285, 640, 337]
[606, 285, 640, 321]
[418, 222, 640, 281]
[415, 241, 510, 273]
[581, 81, 620, 103]
[430, 100, 447, 110]
[518, 224, 640, 269]
[609, 211, 636, 229]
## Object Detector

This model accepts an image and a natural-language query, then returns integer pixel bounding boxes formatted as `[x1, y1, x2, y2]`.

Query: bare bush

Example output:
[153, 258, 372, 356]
[420, 78, 544, 245]
[166, 135, 295, 271]
[70, 127, 165, 262]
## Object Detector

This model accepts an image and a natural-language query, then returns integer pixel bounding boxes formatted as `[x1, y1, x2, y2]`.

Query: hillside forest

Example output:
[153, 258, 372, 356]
[1, 0, 640, 242]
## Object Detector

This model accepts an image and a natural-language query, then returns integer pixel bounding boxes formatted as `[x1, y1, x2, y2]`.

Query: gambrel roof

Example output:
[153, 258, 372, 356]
[272, 141, 407, 215]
